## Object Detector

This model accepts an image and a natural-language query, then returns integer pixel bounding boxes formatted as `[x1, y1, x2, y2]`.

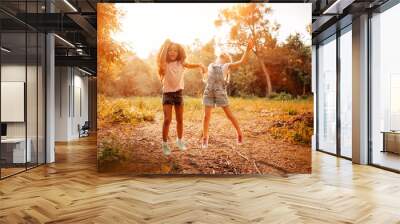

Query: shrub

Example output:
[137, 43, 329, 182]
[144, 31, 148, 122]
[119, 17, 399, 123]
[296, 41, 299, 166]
[98, 96, 155, 126]
[268, 112, 313, 145]
[288, 109, 298, 115]
[98, 137, 126, 165]
[268, 92, 294, 101]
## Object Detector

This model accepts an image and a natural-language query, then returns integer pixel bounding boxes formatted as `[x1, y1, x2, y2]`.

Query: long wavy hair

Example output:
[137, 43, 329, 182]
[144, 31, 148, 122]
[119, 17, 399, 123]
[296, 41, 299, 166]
[157, 41, 186, 80]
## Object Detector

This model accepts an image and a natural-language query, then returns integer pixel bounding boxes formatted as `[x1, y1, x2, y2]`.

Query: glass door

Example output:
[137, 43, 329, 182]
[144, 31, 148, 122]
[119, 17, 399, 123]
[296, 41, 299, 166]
[339, 26, 352, 158]
[317, 35, 337, 154]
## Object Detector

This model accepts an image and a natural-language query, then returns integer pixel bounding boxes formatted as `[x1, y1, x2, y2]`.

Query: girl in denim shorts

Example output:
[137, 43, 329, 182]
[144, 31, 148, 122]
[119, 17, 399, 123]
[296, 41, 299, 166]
[157, 39, 206, 155]
[201, 39, 254, 148]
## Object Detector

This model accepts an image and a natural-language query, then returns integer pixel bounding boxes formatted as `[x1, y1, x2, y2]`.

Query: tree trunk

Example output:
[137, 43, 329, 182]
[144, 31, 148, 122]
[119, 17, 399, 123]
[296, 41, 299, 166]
[257, 56, 272, 96]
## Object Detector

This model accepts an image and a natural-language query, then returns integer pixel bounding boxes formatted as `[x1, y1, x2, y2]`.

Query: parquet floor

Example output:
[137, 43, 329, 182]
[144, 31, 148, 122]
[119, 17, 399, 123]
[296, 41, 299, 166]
[1, 135, 400, 223]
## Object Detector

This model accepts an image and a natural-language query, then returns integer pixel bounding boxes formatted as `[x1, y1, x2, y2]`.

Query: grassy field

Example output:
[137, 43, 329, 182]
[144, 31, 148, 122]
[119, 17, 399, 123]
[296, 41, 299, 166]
[97, 95, 313, 175]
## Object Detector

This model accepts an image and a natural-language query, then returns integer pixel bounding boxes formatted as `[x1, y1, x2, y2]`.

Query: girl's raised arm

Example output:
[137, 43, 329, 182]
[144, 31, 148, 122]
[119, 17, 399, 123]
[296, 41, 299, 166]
[229, 39, 254, 70]
[157, 40, 171, 77]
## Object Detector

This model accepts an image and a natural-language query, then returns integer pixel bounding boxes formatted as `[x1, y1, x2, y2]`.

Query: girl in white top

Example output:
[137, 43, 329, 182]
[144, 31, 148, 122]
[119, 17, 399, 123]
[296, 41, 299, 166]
[157, 39, 205, 156]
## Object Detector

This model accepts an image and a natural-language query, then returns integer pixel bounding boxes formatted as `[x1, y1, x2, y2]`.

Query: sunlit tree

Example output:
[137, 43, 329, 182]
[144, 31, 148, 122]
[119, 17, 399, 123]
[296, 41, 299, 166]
[97, 3, 127, 95]
[215, 3, 280, 96]
[282, 33, 312, 95]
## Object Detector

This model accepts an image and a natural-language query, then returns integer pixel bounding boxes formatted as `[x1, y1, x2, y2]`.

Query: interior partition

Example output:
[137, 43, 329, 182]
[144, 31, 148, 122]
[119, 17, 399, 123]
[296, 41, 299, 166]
[0, 1, 47, 179]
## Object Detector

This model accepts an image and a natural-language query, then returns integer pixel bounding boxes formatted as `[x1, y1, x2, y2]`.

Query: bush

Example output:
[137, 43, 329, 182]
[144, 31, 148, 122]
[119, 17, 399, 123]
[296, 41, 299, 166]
[268, 92, 294, 101]
[98, 137, 126, 165]
[287, 109, 298, 115]
[98, 95, 155, 126]
[268, 112, 313, 145]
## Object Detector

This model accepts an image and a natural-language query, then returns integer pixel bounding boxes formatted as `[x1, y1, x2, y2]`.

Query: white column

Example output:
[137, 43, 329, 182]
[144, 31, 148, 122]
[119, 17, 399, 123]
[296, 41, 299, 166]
[46, 33, 55, 163]
[352, 14, 369, 164]
[45, 0, 55, 163]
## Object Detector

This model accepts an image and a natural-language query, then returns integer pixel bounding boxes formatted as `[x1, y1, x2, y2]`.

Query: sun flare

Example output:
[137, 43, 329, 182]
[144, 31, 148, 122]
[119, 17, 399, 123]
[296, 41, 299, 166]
[111, 3, 311, 59]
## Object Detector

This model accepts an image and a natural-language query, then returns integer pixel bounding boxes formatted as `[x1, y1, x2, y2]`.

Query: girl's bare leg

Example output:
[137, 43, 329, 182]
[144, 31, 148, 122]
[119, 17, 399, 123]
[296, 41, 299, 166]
[174, 104, 184, 139]
[202, 106, 213, 143]
[222, 106, 243, 143]
[162, 105, 173, 142]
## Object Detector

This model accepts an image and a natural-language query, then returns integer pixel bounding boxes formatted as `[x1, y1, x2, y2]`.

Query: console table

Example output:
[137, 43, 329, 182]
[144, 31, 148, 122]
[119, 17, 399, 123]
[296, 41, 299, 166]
[381, 131, 400, 154]
[0, 138, 32, 165]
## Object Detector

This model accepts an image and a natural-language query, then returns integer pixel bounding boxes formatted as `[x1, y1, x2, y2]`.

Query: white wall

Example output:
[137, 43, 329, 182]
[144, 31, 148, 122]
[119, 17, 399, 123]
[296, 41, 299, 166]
[1, 65, 26, 139]
[55, 67, 89, 141]
[55, 66, 70, 141]
[1, 63, 46, 164]
[1, 65, 40, 137]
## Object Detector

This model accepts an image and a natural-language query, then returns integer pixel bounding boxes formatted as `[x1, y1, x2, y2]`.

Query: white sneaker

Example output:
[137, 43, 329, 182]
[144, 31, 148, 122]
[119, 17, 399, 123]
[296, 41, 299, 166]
[237, 134, 243, 145]
[162, 142, 171, 156]
[176, 138, 187, 151]
[201, 138, 208, 149]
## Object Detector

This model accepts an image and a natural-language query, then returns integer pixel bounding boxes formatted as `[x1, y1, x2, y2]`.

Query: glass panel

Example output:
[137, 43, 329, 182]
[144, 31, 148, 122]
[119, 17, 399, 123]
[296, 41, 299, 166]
[371, 4, 400, 171]
[26, 0, 38, 169]
[339, 28, 352, 158]
[1, 30, 27, 177]
[317, 36, 337, 154]
[0, 1, 46, 178]
[38, 32, 45, 165]
[27, 31, 38, 169]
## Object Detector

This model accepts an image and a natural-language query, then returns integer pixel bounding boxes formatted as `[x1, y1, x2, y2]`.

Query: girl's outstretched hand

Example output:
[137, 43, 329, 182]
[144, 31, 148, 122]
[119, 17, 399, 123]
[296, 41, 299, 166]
[162, 39, 172, 49]
[200, 64, 207, 74]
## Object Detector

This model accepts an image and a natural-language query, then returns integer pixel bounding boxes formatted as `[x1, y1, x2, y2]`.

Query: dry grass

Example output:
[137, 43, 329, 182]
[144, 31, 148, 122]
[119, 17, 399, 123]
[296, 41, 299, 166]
[97, 94, 313, 173]
[98, 95, 313, 144]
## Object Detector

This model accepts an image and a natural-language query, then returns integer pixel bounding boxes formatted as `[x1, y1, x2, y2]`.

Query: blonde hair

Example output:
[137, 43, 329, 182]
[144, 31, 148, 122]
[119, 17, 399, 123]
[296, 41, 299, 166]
[157, 42, 186, 80]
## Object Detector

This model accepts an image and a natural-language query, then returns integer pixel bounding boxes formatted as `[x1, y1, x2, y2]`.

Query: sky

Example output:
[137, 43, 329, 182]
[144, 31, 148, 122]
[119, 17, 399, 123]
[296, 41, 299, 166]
[111, 3, 311, 59]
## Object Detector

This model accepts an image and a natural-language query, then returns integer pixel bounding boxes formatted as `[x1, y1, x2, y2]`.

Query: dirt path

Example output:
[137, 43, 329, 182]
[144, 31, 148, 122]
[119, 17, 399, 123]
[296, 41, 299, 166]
[98, 108, 311, 176]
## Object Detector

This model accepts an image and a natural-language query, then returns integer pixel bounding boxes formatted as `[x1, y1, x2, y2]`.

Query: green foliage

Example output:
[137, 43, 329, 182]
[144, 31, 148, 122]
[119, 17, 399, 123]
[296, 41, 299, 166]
[98, 137, 126, 164]
[282, 33, 312, 95]
[291, 121, 313, 144]
[288, 109, 298, 116]
[268, 92, 294, 101]
[228, 54, 265, 97]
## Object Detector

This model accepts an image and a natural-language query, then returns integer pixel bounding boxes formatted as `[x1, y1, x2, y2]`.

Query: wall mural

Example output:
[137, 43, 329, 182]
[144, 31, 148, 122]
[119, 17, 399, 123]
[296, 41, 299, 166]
[97, 3, 313, 175]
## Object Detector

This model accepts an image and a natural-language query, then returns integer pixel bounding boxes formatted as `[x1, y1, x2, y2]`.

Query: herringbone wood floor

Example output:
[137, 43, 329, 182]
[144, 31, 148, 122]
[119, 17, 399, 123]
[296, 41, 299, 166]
[1, 135, 400, 224]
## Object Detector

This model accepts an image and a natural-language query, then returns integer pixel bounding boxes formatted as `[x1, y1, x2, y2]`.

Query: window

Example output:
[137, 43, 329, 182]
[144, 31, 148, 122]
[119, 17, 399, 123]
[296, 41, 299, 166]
[370, 3, 400, 171]
[317, 35, 337, 154]
[339, 27, 352, 158]
[0, 1, 46, 179]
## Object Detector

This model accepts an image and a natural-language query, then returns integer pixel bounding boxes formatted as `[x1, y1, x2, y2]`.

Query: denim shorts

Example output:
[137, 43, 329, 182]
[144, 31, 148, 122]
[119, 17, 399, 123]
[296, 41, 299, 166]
[162, 89, 183, 105]
[203, 88, 229, 107]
